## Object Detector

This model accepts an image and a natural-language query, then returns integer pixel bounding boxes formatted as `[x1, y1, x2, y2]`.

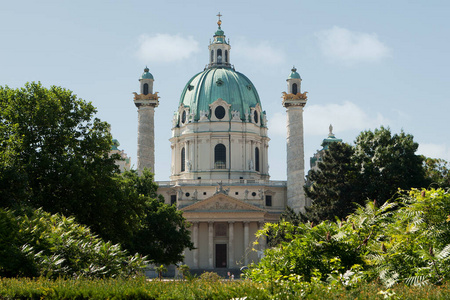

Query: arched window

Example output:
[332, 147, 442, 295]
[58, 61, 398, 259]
[253, 111, 258, 124]
[225, 50, 228, 63]
[182, 110, 186, 124]
[181, 147, 185, 172]
[255, 147, 260, 172]
[143, 83, 149, 95]
[217, 49, 222, 63]
[214, 144, 226, 169]
[292, 83, 298, 95]
[211, 50, 214, 63]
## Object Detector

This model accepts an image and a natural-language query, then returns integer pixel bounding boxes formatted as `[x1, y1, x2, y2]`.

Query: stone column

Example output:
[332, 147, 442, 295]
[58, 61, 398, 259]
[193, 222, 199, 268]
[135, 98, 159, 175]
[228, 222, 234, 268]
[283, 97, 307, 213]
[208, 222, 214, 269]
[244, 221, 249, 266]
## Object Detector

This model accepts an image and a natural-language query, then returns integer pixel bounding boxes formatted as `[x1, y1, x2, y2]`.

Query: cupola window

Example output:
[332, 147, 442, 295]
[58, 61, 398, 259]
[292, 83, 298, 95]
[182, 110, 186, 124]
[225, 50, 228, 63]
[210, 50, 214, 63]
[181, 147, 186, 172]
[215, 106, 226, 119]
[253, 110, 258, 124]
[217, 49, 222, 63]
[143, 83, 149, 95]
[214, 144, 226, 169]
[255, 147, 260, 172]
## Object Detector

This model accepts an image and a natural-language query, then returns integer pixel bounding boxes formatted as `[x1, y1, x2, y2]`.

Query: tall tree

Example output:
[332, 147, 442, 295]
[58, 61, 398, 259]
[353, 127, 427, 205]
[0, 83, 193, 265]
[304, 142, 359, 222]
[116, 169, 194, 265]
[304, 127, 428, 222]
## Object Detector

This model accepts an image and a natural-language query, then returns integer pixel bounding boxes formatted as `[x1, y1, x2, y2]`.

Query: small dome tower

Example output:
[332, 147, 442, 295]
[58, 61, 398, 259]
[208, 13, 231, 68]
[287, 66, 302, 95]
[139, 67, 154, 95]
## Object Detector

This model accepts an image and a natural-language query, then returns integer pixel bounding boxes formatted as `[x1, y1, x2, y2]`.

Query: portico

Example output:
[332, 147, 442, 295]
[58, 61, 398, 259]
[181, 193, 268, 269]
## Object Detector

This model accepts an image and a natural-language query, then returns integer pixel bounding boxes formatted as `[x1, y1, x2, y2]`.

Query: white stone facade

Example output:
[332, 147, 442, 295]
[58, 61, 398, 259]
[134, 18, 308, 272]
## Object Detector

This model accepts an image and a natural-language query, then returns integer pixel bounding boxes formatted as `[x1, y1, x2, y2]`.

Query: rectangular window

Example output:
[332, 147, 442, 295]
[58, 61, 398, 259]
[170, 195, 176, 205]
[265, 195, 272, 207]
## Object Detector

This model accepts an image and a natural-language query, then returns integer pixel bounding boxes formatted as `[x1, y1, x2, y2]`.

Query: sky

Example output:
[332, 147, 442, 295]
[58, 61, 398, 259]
[1, 0, 449, 181]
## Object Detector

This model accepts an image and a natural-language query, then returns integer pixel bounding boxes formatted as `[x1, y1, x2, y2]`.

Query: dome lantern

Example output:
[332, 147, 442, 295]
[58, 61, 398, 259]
[208, 13, 231, 68]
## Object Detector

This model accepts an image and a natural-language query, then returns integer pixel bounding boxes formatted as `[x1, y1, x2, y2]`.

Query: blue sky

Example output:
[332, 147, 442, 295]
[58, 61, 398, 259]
[1, 0, 449, 181]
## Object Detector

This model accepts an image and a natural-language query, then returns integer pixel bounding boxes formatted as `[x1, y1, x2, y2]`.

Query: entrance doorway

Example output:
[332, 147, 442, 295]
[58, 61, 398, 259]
[215, 244, 227, 268]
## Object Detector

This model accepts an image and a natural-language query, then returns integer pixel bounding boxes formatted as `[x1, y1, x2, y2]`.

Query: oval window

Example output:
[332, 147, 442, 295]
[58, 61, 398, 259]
[215, 106, 226, 119]
[253, 111, 258, 123]
[182, 111, 186, 123]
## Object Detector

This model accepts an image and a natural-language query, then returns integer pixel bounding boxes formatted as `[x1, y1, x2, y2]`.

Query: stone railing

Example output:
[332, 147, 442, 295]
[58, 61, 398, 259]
[157, 179, 287, 187]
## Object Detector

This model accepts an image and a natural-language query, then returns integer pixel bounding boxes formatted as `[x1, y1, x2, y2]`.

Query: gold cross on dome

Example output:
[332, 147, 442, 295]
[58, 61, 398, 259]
[217, 12, 222, 20]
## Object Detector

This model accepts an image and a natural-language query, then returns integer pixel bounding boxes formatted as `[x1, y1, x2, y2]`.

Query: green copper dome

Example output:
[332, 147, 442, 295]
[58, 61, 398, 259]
[140, 67, 154, 80]
[179, 67, 262, 122]
[287, 67, 301, 80]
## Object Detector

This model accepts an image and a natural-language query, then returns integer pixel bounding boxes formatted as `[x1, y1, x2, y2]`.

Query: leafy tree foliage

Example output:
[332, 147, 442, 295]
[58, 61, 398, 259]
[249, 188, 450, 288]
[305, 127, 428, 221]
[0, 83, 193, 266]
[0, 208, 147, 278]
[118, 169, 194, 266]
[0, 82, 118, 221]
[304, 142, 359, 222]
[353, 126, 427, 205]
[423, 157, 450, 189]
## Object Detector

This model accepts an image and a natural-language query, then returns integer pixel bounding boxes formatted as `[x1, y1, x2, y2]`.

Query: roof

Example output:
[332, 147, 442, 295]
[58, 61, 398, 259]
[179, 67, 262, 121]
[287, 67, 301, 80]
[140, 67, 154, 80]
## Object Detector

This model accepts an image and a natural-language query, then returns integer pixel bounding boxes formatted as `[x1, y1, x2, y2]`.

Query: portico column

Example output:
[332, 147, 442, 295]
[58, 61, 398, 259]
[208, 222, 214, 269]
[193, 222, 199, 268]
[228, 221, 234, 268]
[244, 221, 249, 266]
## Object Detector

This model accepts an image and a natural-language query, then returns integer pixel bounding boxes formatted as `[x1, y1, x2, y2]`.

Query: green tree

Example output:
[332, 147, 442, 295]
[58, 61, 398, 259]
[0, 82, 119, 221]
[305, 127, 428, 221]
[304, 142, 359, 222]
[0, 83, 193, 266]
[117, 169, 194, 265]
[423, 157, 450, 189]
[353, 126, 427, 205]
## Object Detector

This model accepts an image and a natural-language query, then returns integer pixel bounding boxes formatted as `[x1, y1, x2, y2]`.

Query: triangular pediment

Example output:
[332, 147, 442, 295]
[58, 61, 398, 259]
[181, 193, 265, 213]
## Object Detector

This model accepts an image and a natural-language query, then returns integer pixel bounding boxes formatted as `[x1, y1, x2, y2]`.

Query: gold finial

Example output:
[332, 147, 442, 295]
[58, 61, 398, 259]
[217, 12, 222, 27]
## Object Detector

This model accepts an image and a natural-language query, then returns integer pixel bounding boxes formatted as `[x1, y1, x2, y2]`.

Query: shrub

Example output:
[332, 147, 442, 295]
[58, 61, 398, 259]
[0, 208, 147, 278]
[199, 271, 221, 282]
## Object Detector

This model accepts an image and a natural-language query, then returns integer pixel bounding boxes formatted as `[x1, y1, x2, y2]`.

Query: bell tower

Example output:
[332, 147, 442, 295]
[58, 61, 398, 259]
[282, 67, 307, 212]
[134, 67, 159, 174]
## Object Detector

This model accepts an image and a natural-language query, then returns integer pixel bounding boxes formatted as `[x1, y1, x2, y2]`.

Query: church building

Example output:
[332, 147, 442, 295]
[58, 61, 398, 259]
[133, 16, 308, 272]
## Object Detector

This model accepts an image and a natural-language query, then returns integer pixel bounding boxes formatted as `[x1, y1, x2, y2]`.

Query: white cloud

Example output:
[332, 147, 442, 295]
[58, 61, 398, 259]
[233, 38, 285, 65]
[418, 143, 450, 161]
[316, 26, 391, 64]
[268, 101, 389, 137]
[136, 34, 200, 63]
